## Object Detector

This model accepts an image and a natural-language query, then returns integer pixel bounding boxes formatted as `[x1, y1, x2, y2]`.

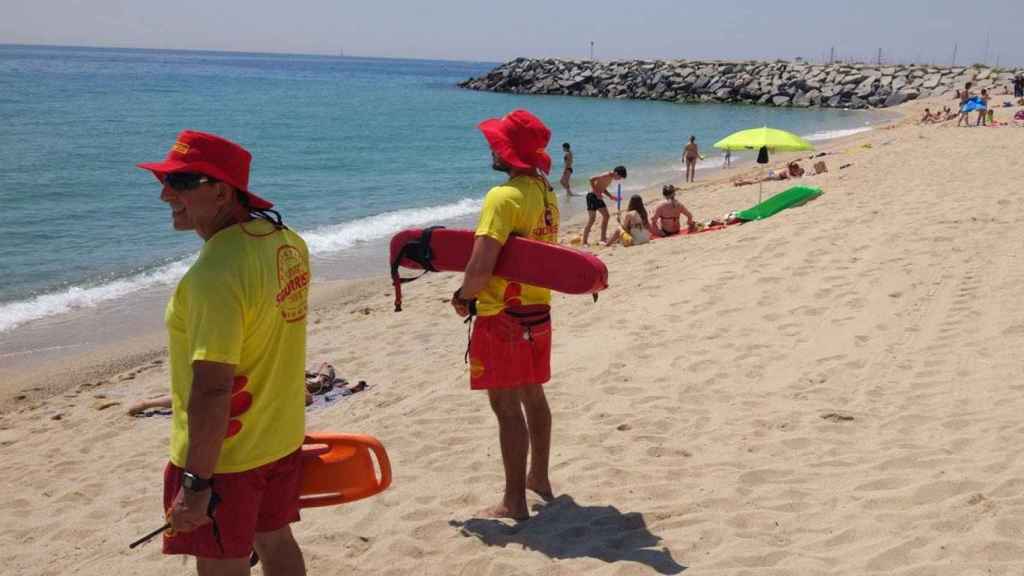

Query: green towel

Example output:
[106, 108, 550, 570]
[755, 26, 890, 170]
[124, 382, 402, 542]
[735, 185, 823, 221]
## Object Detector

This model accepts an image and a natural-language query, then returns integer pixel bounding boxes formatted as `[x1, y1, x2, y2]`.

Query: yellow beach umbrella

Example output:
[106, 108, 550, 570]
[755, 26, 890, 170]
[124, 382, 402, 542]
[713, 126, 813, 152]
[714, 127, 813, 203]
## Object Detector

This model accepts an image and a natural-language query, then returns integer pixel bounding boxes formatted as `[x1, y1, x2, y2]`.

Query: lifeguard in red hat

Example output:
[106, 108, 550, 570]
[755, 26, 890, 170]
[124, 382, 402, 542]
[138, 130, 311, 573]
[450, 109, 560, 520]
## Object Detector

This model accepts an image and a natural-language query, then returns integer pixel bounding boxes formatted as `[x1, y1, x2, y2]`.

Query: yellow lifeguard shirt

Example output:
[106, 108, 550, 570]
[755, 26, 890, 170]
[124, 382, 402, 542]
[165, 219, 309, 474]
[474, 175, 560, 317]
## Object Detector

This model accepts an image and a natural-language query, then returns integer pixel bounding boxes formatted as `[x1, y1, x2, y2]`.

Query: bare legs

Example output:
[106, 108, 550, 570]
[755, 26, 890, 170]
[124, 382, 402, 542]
[253, 525, 306, 576]
[195, 524, 305, 576]
[685, 159, 697, 182]
[583, 210, 597, 245]
[520, 385, 553, 500]
[598, 207, 610, 243]
[483, 385, 553, 520]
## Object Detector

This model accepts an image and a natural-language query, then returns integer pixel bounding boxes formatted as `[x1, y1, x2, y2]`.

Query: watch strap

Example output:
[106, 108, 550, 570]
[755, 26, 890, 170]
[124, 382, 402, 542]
[182, 471, 213, 492]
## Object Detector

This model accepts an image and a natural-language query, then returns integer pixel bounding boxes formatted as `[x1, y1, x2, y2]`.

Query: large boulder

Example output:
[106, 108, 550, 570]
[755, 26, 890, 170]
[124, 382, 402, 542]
[883, 92, 909, 107]
[855, 77, 877, 98]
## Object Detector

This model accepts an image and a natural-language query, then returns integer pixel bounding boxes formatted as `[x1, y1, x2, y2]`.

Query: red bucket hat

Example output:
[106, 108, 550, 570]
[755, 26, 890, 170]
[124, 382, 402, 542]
[137, 130, 273, 210]
[478, 109, 552, 175]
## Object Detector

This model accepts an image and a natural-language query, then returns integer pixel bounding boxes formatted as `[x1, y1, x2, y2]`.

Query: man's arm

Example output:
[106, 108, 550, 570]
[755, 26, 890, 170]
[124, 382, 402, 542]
[680, 204, 695, 227]
[185, 360, 235, 477]
[167, 360, 235, 534]
[452, 235, 503, 316]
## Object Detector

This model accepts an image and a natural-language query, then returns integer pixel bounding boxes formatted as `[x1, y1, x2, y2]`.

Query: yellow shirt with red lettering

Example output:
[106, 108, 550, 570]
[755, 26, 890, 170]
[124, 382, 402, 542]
[474, 175, 560, 317]
[165, 219, 310, 474]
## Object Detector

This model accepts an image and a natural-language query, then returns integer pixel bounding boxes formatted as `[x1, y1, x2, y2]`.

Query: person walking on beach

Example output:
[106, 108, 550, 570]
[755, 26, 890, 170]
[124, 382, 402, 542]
[650, 184, 696, 237]
[138, 130, 310, 575]
[683, 135, 703, 182]
[559, 142, 575, 196]
[583, 166, 627, 245]
[957, 82, 973, 127]
[976, 88, 990, 127]
[451, 109, 559, 521]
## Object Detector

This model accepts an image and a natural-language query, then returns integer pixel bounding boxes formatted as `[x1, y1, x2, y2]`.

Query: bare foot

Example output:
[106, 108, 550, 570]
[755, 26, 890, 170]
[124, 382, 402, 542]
[527, 475, 554, 501]
[478, 502, 529, 522]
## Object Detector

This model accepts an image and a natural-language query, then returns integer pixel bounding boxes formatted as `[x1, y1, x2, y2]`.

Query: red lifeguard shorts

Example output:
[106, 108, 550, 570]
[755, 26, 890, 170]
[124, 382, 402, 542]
[162, 448, 303, 558]
[469, 306, 552, 390]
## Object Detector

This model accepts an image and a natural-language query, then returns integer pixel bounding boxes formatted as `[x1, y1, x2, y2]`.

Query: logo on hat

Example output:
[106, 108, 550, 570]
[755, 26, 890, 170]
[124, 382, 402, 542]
[171, 141, 190, 155]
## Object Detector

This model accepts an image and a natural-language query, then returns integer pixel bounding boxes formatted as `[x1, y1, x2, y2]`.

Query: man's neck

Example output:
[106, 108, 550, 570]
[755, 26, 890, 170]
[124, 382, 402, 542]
[508, 168, 538, 179]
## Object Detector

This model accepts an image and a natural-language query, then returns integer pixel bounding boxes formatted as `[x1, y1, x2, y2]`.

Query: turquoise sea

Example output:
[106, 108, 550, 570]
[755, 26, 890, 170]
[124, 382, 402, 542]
[0, 44, 883, 337]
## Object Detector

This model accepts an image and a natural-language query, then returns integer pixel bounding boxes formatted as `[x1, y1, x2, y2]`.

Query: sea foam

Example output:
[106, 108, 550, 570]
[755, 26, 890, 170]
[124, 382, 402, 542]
[0, 198, 483, 333]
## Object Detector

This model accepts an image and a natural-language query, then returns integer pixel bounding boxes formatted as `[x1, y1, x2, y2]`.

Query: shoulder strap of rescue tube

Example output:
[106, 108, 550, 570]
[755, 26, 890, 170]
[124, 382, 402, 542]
[391, 226, 444, 312]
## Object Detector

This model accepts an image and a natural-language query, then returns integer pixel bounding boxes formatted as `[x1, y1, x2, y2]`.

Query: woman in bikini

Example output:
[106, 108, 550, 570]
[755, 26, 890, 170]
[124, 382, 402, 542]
[560, 142, 574, 196]
[682, 135, 702, 183]
[650, 185, 695, 237]
[605, 194, 652, 246]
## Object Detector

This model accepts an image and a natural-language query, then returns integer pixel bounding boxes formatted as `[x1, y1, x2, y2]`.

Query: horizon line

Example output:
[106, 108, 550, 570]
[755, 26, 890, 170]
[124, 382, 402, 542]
[0, 41, 502, 66]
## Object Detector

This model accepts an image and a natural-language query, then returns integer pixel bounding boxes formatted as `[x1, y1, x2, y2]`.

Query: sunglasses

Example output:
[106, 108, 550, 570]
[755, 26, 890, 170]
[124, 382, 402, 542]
[164, 172, 219, 191]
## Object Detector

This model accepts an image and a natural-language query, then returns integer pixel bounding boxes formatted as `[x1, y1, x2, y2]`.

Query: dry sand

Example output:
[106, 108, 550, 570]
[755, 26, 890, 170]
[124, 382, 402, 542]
[3, 97, 1024, 575]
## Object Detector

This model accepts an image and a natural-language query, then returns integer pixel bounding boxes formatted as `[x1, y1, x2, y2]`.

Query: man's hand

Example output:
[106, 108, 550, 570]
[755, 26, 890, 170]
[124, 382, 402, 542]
[167, 486, 212, 534]
[451, 290, 471, 318]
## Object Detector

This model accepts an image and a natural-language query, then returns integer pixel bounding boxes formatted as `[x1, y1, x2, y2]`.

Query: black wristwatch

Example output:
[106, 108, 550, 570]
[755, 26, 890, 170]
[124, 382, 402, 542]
[182, 471, 213, 492]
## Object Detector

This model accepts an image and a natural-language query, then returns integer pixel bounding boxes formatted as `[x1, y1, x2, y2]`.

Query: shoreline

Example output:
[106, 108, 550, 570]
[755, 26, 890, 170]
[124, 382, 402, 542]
[6, 93, 1024, 574]
[0, 111, 891, 410]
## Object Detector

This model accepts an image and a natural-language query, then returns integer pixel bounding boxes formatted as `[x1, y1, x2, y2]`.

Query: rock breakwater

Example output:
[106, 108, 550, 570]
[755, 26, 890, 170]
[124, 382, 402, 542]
[460, 58, 1023, 109]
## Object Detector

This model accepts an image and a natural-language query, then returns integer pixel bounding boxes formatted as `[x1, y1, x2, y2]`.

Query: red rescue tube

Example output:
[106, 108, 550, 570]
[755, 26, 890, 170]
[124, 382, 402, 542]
[390, 228, 608, 311]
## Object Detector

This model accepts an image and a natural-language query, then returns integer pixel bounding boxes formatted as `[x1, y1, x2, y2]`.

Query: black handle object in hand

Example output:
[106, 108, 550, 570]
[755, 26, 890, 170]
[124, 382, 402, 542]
[129, 490, 222, 550]
[129, 522, 170, 549]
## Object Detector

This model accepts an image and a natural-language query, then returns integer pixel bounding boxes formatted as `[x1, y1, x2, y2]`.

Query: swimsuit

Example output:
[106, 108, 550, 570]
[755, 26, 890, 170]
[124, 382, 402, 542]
[586, 192, 607, 212]
[656, 214, 681, 236]
[628, 224, 650, 245]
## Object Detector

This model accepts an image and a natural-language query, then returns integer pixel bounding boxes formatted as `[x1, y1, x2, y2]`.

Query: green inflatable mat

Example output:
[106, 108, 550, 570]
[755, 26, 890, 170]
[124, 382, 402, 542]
[734, 185, 823, 221]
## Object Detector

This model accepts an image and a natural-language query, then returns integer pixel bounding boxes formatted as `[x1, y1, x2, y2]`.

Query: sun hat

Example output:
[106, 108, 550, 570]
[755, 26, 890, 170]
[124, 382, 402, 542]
[137, 130, 273, 209]
[478, 109, 552, 174]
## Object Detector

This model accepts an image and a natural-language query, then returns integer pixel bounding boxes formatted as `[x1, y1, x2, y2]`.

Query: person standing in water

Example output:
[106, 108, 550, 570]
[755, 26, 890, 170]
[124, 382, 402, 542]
[683, 135, 702, 182]
[559, 142, 575, 197]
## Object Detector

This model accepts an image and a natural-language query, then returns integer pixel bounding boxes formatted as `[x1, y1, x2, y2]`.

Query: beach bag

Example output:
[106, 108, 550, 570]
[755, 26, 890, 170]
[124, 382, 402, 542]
[756, 146, 769, 164]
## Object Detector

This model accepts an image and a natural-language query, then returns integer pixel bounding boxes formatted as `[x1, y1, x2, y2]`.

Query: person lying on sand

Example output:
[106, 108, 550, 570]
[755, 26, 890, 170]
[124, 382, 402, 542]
[733, 162, 804, 187]
[127, 396, 173, 416]
[920, 108, 939, 124]
[650, 185, 695, 237]
[304, 363, 368, 403]
[128, 364, 365, 415]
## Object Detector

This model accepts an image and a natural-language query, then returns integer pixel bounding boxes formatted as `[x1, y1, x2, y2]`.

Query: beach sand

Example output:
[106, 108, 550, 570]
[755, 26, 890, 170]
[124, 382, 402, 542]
[3, 96, 1024, 575]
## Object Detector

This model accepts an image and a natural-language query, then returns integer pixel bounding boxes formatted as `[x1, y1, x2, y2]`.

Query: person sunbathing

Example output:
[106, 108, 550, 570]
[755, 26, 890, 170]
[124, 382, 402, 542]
[733, 162, 804, 187]
[650, 185, 695, 237]
[605, 194, 651, 246]
[920, 108, 936, 123]
[128, 363, 364, 415]
[127, 396, 173, 416]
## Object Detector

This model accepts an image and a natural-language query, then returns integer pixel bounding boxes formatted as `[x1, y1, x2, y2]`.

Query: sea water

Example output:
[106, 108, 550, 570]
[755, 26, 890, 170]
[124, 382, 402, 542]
[0, 45, 882, 338]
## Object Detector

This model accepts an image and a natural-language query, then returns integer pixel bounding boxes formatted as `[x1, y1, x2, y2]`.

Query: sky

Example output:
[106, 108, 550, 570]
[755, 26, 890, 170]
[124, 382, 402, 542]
[2, 0, 1021, 67]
